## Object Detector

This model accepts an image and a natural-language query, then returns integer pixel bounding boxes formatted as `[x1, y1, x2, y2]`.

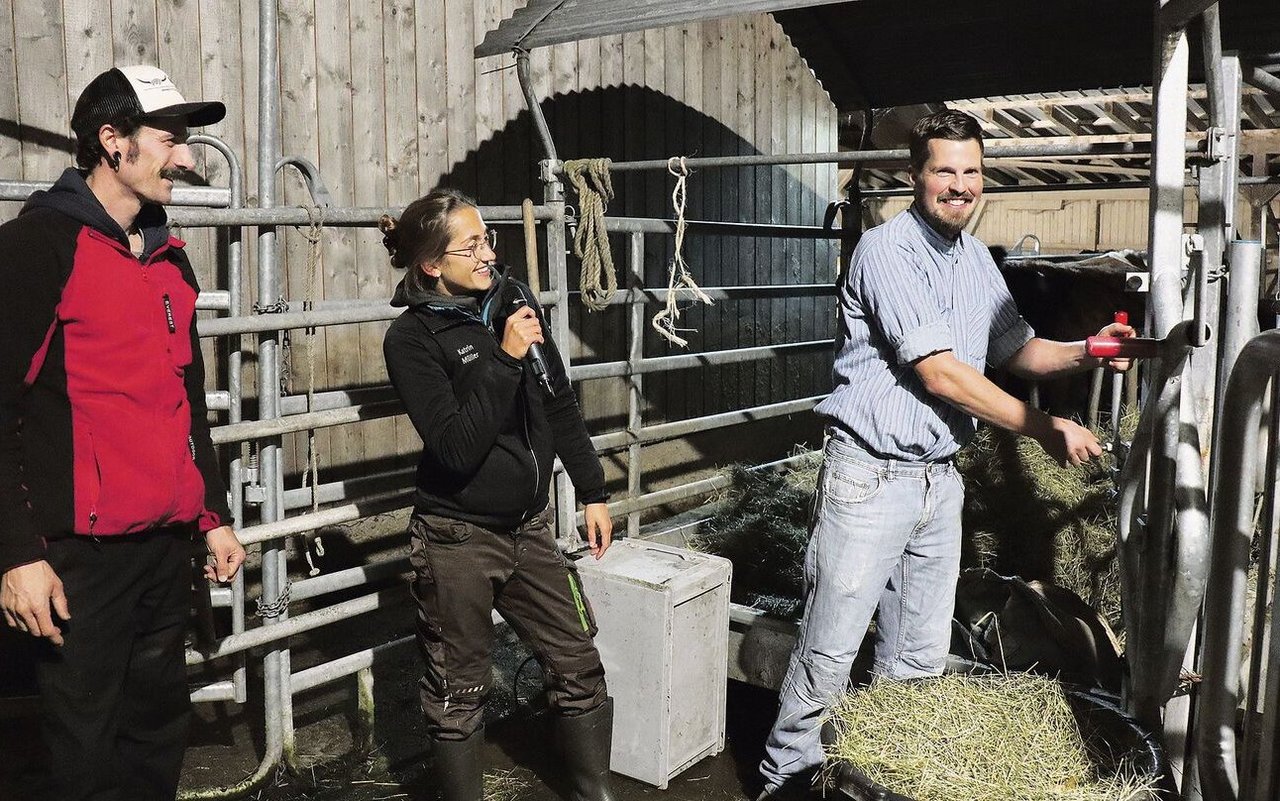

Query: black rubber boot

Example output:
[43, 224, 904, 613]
[430, 728, 484, 801]
[555, 698, 619, 801]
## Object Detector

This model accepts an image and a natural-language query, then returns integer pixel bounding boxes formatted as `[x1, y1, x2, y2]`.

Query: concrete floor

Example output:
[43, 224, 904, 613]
[1, 609, 784, 801]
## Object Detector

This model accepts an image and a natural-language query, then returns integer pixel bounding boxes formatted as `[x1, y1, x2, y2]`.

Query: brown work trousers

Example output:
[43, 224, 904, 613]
[407, 506, 608, 740]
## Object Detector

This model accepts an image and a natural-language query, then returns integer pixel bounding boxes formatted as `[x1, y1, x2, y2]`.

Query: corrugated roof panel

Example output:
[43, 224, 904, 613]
[475, 0, 849, 57]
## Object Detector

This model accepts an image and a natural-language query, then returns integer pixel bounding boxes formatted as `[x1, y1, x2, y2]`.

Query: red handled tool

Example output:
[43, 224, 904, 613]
[1085, 310, 1160, 358]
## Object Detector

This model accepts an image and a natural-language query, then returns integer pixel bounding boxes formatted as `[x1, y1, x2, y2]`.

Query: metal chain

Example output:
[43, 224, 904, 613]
[252, 298, 290, 315]
[254, 582, 292, 618]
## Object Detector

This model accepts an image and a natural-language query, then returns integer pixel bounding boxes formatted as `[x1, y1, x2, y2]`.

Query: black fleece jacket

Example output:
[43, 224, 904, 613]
[382, 274, 607, 529]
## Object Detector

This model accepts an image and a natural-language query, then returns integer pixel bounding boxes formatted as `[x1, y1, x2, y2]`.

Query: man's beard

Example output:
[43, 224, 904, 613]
[916, 193, 977, 239]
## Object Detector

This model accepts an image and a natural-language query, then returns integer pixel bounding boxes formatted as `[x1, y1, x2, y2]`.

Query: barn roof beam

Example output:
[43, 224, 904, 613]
[1242, 63, 1280, 109]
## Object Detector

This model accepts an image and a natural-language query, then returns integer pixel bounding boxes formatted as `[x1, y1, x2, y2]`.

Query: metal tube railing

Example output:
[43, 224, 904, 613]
[1116, 322, 1210, 717]
[625, 232, 645, 538]
[0, 180, 231, 206]
[579, 140, 1175, 173]
[189, 133, 251, 706]
[1196, 330, 1280, 801]
[167, 203, 555, 227]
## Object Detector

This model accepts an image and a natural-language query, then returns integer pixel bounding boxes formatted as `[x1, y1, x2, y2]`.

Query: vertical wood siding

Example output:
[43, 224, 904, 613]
[0, 2, 838, 478]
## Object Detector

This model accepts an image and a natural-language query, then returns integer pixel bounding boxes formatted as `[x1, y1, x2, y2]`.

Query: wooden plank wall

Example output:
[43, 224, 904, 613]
[867, 190, 1259, 253]
[0, 2, 839, 487]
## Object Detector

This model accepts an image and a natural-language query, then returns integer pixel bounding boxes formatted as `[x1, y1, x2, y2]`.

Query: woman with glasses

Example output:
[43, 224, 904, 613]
[380, 188, 617, 801]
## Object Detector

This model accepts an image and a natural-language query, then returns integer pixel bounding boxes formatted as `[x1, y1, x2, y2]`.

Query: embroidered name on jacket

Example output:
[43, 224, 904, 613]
[458, 343, 479, 364]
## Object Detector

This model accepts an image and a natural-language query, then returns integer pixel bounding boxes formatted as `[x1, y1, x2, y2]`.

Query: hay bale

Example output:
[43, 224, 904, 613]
[824, 673, 1158, 801]
[692, 453, 822, 617]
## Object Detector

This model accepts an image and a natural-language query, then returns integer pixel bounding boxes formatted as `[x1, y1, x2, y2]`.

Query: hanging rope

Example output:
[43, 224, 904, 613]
[652, 157, 712, 347]
[299, 205, 327, 577]
[563, 158, 617, 311]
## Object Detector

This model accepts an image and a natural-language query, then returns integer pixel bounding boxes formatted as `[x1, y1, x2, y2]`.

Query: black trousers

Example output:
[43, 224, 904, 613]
[408, 507, 608, 740]
[36, 528, 196, 801]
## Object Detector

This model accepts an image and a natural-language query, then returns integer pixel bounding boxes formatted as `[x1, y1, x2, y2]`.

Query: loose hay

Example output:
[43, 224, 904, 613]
[956, 417, 1130, 630]
[824, 673, 1158, 801]
[484, 768, 531, 801]
[692, 452, 823, 617]
[696, 413, 1137, 631]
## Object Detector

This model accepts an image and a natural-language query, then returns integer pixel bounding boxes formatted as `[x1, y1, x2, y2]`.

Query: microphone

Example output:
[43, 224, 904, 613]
[509, 296, 556, 396]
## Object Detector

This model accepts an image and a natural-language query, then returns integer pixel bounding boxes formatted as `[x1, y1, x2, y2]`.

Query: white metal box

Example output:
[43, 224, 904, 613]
[573, 539, 733, 789]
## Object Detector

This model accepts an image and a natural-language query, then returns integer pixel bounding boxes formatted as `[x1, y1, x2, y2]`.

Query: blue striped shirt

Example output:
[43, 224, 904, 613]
[814, 205, 1034, 462]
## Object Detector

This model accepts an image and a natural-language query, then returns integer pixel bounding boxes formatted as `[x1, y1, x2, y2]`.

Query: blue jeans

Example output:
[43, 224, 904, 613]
[759, 428, 964, 794]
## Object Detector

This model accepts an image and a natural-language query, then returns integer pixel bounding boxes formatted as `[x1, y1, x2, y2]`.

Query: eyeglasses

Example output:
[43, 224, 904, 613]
[443, 228, 498, 260]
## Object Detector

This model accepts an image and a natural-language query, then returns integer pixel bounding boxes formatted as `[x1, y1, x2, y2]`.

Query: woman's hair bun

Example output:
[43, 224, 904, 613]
[378, 214, 400, 264]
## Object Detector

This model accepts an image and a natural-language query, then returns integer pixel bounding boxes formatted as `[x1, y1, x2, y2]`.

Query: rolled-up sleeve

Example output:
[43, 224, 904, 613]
[985, 282, 1035, 368]
[856, 244, 954, 365]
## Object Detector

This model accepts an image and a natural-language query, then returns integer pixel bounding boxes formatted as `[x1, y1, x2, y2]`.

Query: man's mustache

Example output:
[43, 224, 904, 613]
[160, 168, 190, 181]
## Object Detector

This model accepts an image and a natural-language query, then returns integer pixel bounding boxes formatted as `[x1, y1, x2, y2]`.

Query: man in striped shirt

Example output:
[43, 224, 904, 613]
[756, 110, 1134, 799]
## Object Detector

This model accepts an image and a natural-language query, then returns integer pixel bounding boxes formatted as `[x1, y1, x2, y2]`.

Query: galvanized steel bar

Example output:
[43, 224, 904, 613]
[180, 0, 284, 795]
[210, 402, 401, 446]
[190, 133, 251, 705]
[626, 233, 645, 539]
[0, 180, 230, 206]
[1124, 3, 1195, 747]
[1196, 44, 1242, 463]
[1197, 330, 1280, 800]
[517, 50, 559, 163]
[1241, 380, 1280, 800]
[281, 468, 415, 510]
[198, 303, 399, 337]
[568, 282, 834, 311]
[257, 0, 294, 776]
[602, 452, 817, 519]
[591, 396, 824, 452]
[603, 215, 835, 238]
[1216, 242, 1263, 440]
[235, 494, 413, 547]
[569, 340, 830, 382]
[167, 203, 553, 227]
[290, 635, 415, 694]
[185, 589, 400, 665]
[857, 174, 1276, 199]
[580, 141, 1162, 173]
[289, 557, 410, 603]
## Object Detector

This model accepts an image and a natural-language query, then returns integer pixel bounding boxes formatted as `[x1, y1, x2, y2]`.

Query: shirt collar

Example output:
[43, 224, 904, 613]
[908, 204, 963, 256]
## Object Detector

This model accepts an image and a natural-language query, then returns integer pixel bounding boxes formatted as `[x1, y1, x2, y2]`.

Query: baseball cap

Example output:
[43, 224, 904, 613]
[71, 65, 226, 141]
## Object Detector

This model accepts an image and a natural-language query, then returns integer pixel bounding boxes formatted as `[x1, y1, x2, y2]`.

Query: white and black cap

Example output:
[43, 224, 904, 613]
[72, 65, 226, 141]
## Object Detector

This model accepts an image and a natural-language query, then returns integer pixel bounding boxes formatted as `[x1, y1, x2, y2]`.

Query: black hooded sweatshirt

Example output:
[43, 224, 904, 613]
[382, 272, 607, 529]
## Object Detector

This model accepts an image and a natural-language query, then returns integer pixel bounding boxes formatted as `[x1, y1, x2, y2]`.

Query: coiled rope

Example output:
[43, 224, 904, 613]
[652, 156, 711, 347]
[563, 158, 617, 311]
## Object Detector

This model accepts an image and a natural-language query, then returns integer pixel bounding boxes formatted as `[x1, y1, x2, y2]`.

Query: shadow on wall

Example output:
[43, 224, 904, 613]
[438, 84, 840, 444]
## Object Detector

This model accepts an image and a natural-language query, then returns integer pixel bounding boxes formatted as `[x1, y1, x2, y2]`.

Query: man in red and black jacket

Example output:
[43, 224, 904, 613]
[0, 65, 245, 801]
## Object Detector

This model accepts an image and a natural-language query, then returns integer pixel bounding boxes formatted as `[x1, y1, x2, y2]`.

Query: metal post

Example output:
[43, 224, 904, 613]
[1197, 330, 1280, 800]
[190, 134, 250, 705]
[1202, 45, 1243, 474]
[258, 0, 289, 782]
[1218, 241, 1263, 410]
[1241, 380, 1280, 799]
[515, 46, 578, 549]
[1130, 0, 1193, 749]
[626, 233, 645, 538]
[1194, 32, 1240, 456]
